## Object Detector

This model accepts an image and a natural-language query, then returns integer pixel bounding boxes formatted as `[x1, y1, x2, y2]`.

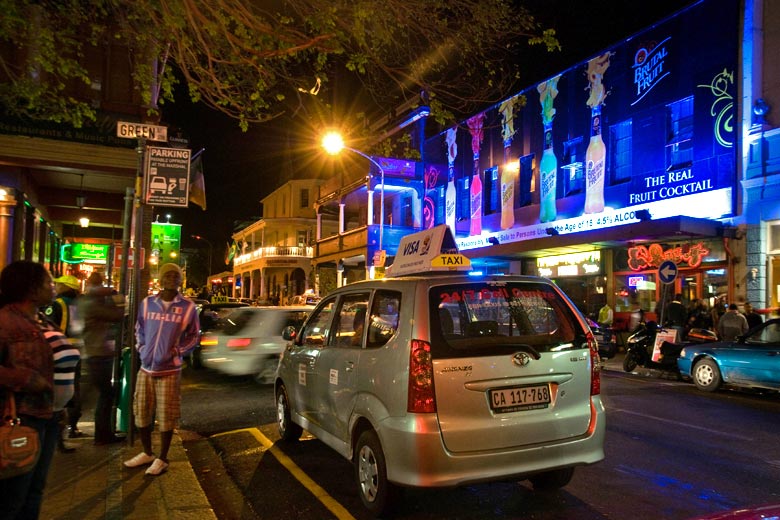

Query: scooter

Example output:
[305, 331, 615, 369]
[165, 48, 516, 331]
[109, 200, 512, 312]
[623, 321, 718, 374]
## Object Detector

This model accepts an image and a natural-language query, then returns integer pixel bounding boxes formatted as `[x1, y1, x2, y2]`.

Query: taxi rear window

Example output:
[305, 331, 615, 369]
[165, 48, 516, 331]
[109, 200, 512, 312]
[429, 281, 581, 354]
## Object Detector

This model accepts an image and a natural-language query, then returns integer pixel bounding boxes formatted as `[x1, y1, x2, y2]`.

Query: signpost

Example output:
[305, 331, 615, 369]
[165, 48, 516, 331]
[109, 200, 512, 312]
[658, 260, 678, 285]
[144, 146, 191, 207]
[116, 121, 168, 142]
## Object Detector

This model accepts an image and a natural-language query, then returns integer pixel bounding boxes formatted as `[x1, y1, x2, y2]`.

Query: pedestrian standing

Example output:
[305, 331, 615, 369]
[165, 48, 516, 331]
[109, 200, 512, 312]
[43, 274, 84, 449]
[0, 261, 57, 520]
[80, 272, 125, 445]
[43, 325, 81, 454]
[743, 302, 763, 330]
[717, 303, 749, 341]
[124, 263, 199, 476]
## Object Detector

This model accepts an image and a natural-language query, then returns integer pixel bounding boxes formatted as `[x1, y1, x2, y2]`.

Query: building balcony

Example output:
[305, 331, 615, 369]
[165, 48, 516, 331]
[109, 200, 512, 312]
[234, 245, 314, 267]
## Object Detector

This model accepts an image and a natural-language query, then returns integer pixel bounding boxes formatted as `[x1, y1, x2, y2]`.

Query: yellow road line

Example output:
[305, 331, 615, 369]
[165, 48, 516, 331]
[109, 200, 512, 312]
[213, 428, 356, 520]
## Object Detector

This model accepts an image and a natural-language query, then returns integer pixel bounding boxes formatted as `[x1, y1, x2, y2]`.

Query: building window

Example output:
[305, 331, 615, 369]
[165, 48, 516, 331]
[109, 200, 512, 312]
[518, 154, 534, 206]
[609, 119, 632, 184]
[561, 138, 584, 196]
[666, 96, 693, 170]
[300, 188, 309, 208]
[483, 166, 500, 215]
[458, 175, 470, 219]
[297, 230, 307, 248]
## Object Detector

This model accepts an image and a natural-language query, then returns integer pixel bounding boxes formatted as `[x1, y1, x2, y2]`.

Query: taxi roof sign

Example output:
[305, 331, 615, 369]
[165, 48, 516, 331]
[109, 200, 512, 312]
[386, 225, 471, 277]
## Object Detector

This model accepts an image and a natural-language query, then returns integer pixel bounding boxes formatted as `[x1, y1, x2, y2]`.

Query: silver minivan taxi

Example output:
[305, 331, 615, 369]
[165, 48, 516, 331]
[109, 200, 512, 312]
[274, 227, 605, 517]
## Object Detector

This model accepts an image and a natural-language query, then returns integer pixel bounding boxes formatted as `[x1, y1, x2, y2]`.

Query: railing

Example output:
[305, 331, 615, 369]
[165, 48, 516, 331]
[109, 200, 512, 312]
[233, 246, 314, 266]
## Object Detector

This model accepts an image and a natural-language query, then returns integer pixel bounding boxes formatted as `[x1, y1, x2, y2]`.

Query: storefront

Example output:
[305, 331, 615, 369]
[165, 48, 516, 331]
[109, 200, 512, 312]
[611, 238, 729, 329]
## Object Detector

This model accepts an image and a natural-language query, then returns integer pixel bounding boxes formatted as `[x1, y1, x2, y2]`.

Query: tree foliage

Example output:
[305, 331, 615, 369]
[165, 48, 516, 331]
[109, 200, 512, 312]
[0, 0, 558, 130]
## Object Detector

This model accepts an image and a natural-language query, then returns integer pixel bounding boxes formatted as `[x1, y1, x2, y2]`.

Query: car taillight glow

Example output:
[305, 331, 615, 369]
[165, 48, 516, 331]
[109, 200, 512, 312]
[200, 337, 218, 347]
[227, 338, 251, 349]
[407, 339, 436, 413]
[587, 331, 601, 395]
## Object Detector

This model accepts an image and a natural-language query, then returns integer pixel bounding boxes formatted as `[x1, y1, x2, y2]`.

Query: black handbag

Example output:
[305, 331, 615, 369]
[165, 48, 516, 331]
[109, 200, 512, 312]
[0, 392, 41, 479]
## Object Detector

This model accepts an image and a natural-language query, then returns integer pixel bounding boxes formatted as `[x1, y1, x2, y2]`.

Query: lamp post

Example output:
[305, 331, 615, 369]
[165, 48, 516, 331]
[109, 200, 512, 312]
[191, 234, 213, 282]
[322, 131, 386, 255]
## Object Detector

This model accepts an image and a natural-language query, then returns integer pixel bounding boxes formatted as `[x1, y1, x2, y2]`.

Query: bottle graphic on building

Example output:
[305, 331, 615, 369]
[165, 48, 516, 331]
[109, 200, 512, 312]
[445, 167, 457, 233]
[539, 123, 558, 222]
[584, 105, 606, 214]
[499, 95, 520, 230]
[500, 164, 515, 229]
[584, 53, 612, 215]
[470, 167, 482, 236]
[466, 113, 486, 237]
[537, 76, 561, 223]
[445, 127, 458, 235]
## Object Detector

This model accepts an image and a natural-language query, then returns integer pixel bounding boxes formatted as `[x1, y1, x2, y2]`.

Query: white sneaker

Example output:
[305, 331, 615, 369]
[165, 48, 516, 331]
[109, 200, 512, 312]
[145, 458, 169, 476]
[124, 452, 156, 468]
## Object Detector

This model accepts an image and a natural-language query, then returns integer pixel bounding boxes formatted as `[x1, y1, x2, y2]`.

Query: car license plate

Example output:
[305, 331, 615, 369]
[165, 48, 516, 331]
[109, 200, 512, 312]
[489, 384, 551, 413]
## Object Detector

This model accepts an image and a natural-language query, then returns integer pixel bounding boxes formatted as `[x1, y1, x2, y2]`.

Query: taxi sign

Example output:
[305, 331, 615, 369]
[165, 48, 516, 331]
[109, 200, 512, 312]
[386, 225, 470, 277]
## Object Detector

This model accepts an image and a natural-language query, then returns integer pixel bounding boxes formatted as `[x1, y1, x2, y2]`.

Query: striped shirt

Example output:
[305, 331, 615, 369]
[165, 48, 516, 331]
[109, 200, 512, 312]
[44, 327, 81, 411]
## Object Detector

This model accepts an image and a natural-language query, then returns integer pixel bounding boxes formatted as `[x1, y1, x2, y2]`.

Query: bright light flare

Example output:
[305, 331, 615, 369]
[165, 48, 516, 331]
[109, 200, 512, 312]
[321, 131, 345, 155]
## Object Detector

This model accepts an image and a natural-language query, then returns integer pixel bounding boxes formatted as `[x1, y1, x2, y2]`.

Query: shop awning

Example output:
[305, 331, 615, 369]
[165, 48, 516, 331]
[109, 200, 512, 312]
[466, 216, 726, 260]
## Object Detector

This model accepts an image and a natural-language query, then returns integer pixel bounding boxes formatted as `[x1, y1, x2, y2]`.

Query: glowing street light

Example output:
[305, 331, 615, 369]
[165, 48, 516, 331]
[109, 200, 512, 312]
[321, 131, 386, 255]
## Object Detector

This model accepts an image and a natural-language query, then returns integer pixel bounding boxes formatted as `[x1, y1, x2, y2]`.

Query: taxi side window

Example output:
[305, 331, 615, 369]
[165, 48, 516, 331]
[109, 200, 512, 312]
[367, 290, 401, 348]
[299, 298, 336, 346]
[334, 293, 371, 348]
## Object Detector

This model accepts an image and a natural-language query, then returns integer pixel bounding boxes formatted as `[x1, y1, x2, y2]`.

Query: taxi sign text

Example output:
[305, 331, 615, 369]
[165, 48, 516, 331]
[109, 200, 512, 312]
[431, 254, 470, 268]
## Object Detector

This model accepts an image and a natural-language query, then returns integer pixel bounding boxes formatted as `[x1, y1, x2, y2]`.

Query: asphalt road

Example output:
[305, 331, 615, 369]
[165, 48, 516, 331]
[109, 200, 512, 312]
[179, 366, 780, 520]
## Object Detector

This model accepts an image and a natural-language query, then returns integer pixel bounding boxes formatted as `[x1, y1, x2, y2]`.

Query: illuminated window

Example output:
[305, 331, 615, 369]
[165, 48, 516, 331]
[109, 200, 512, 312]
[609, 119, 633, 184]
[666, 96, 694, 170]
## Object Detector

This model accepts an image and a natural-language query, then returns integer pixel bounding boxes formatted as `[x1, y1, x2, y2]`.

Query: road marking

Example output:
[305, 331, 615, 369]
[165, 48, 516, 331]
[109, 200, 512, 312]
[213, 428, 356, 520]
[609, 407, 754, 441]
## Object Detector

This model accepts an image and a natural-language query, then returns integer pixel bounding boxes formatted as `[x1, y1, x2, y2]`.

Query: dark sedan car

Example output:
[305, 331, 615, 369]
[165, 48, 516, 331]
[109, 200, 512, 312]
[677, 318, 780, 393]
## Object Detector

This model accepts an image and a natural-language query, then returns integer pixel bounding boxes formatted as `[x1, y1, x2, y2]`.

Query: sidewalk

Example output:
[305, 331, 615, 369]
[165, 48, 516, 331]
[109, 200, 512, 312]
[38, 351, 625, 519]
[41, 423, 215, 520]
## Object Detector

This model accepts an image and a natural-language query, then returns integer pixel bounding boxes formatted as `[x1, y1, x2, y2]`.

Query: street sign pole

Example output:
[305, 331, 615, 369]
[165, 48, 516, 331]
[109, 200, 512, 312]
[657, 260, 678, 328]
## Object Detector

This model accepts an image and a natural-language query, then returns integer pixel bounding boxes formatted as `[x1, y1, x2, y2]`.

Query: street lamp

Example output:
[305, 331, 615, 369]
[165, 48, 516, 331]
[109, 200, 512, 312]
[322, 131, 386, 255]
[191, 235, 213, 279]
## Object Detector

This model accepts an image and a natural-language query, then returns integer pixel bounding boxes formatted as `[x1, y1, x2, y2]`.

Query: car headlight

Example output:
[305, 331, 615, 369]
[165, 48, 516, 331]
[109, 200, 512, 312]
[679, 348, 686, 357]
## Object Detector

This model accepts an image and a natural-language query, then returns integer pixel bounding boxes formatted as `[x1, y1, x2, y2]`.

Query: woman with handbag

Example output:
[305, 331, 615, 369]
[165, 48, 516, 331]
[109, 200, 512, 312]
[0, 261, 58, 520]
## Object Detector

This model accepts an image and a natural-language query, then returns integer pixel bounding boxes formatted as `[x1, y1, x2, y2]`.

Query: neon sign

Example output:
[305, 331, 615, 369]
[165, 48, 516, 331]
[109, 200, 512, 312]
[627, 242, 710, 271]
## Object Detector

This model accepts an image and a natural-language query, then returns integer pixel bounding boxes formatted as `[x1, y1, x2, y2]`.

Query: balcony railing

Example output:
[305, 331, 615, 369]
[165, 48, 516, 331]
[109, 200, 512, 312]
[234, 246, 314, 266]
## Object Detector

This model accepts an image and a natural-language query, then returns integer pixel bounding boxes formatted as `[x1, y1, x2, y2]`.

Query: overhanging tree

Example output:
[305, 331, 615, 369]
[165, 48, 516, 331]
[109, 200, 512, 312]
[0, 0, 559, 130]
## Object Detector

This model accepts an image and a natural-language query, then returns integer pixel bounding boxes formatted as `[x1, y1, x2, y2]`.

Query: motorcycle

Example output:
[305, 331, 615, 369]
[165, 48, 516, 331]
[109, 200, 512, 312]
[622, 321, 718, 375]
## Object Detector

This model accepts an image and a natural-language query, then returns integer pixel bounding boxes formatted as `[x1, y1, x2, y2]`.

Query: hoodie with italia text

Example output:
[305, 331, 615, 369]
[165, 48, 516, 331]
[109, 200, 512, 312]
[135, 293, 199, 375]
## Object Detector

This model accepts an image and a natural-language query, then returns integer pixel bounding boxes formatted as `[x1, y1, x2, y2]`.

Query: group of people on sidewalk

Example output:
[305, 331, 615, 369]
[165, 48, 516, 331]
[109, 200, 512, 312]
[664, 293, 764, 342]
[0, 260, 199, 519]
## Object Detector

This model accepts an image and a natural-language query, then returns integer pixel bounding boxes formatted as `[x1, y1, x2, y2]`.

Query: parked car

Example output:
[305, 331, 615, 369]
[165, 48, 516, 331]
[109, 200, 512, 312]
[201, 306, 311, 382]
[188, 301, 251, 368]
[677, 318, 780, 393]
[274, 225, 604, 517]
[587, 317, 618, 359]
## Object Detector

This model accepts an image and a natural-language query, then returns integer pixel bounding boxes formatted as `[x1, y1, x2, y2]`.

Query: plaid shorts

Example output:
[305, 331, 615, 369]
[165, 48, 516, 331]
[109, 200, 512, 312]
[133, 370, 181, 431]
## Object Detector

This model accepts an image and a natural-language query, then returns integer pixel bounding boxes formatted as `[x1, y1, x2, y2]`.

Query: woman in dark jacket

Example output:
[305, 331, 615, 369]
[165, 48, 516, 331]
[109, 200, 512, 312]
[0, 261, 57, 520]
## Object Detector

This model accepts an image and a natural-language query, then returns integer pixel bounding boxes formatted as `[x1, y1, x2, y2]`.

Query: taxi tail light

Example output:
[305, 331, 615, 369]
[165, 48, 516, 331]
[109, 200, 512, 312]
[587, 331, 601, 395]
[407, 339, 436, 413]
[227, 338, 251, 350]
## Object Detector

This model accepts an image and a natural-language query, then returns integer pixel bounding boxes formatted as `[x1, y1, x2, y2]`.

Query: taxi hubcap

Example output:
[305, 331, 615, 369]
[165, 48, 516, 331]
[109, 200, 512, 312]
[357, 445, 379, 501]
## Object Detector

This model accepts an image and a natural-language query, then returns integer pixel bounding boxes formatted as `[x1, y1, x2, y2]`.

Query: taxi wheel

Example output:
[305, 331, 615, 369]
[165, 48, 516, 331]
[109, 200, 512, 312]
[530, 467, 575, 491]
[692, 358, 722, 392]
[276, 385, 302, 442]
[354, 430, 399, 516]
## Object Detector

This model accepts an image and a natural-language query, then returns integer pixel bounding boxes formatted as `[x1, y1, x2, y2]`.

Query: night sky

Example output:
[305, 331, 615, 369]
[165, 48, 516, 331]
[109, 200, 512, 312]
[162, 0, 694, 254]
